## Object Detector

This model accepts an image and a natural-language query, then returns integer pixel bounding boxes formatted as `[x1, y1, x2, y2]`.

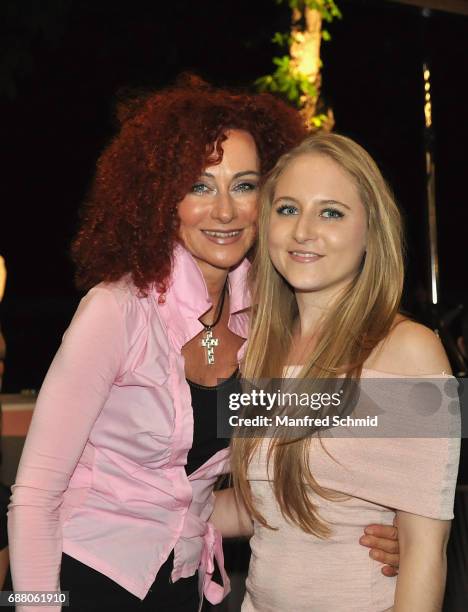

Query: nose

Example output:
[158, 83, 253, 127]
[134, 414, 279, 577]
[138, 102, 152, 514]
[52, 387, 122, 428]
[211, 190, 237, 224]
[293, 212, 318, 244]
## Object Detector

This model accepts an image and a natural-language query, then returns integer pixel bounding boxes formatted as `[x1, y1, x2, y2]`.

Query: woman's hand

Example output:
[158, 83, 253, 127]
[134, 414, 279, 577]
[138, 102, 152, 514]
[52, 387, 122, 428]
[359, 519, 400, 576]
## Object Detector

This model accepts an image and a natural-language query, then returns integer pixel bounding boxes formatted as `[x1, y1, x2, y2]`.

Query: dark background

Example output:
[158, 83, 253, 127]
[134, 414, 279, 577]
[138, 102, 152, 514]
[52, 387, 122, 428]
[1, 0, 467, 392]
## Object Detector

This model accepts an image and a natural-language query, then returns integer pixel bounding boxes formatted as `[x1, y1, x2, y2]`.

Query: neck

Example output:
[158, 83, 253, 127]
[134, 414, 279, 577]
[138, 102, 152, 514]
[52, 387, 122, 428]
[197, 262, 229, 324]
[192, 256, 230, 303]
[205, 271, 229, 307]
[294, 285, 342, 338]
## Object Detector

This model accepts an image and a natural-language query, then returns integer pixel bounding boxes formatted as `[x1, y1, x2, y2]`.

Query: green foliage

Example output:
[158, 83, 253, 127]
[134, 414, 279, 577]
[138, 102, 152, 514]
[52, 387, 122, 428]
[275, 0, 342, 21]
[271, 32, 291, 47]
[256, 0, 341, 111]
[255, 55, 318, 104]
[310, 113, 329, 128]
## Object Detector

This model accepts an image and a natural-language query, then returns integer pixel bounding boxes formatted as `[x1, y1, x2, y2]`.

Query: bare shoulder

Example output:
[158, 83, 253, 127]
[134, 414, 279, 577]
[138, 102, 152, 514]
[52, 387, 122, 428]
[365, 314, 452, 376]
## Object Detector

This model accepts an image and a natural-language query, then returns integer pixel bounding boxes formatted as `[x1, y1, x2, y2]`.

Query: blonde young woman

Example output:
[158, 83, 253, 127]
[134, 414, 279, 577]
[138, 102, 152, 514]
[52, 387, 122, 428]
[216, 133, 460, 611]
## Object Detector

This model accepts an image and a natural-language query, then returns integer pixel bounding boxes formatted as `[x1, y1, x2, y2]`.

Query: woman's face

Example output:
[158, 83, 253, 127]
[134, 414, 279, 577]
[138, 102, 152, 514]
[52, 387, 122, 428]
[178, 129, 260, 277]
[268, 153, 368, 301]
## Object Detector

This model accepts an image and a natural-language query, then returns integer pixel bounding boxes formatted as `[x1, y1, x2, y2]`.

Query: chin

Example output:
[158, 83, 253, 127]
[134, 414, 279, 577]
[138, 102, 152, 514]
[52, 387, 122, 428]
[291, 284, 322, 293]
[205, 253, 246, 271]
[211, 246, 250, 267]
[282, 273, 319, 291]
[284, 273, 329, 293]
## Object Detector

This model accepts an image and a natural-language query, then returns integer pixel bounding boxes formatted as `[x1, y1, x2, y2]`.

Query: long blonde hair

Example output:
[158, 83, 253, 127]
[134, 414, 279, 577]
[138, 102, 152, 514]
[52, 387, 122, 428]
[230, 132, 405, 536]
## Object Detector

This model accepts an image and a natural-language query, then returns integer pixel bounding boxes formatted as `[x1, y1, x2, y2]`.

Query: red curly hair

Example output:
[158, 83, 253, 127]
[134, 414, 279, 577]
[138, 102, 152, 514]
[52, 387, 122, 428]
[71, 75, 306, 294]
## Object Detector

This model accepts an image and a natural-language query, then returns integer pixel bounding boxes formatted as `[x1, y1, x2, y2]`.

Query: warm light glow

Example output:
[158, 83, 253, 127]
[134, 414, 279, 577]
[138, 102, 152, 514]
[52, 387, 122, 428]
[289, 6, 333, 130]
[423, 63, 432, 128]
[290, 9, 322, 83]
[0, 255, 6, 302]
[424, 102, 432, 127]
[432, 280, 438, 305]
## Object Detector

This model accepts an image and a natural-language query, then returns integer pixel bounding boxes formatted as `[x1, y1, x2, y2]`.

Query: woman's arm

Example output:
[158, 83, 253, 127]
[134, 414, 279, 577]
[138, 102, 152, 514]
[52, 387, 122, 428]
[393, 512, 450, 611]
[212, 490, 403, 575]
[210, 488, 253, 538]
[7, 288, 124, 599]
[368, 318, 456, 609]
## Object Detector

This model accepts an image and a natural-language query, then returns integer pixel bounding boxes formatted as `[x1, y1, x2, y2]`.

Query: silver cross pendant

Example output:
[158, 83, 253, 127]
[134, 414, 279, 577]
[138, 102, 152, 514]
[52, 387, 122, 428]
[201, 328, 219, 365]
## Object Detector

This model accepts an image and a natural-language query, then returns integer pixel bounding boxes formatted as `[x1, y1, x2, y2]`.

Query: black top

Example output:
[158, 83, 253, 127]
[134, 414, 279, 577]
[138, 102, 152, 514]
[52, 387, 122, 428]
[185, 367, 240, 476]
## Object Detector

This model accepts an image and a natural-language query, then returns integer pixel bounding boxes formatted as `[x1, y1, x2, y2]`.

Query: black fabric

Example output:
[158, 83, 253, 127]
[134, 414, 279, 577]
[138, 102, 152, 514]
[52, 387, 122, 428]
[60, 551, 199, 611]
[443, 487, 468, 611]
[185, 368, 240, 476]
[0, 483, 10, 550]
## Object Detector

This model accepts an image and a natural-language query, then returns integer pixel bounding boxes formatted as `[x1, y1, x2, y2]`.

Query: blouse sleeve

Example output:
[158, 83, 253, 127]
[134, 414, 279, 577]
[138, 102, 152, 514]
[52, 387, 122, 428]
[349, 435, 460, 519]
[7, 286, 125, 606]
[314, 376, 461, 520]
[376, 376, 460, 519]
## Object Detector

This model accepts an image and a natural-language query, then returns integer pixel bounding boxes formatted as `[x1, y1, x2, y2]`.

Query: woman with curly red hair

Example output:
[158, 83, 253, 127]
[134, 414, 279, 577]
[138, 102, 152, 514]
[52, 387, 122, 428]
[8, 77, 399, 611]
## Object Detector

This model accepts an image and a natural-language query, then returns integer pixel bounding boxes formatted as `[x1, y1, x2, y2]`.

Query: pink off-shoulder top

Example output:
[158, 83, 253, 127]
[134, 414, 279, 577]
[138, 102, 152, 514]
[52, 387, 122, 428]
[242, 368, 460, 612]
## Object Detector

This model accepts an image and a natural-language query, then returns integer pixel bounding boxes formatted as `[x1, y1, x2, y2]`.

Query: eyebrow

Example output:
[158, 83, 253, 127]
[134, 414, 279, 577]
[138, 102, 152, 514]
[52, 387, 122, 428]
[201, 170, 261, 179]
[273, 196, 351, 210]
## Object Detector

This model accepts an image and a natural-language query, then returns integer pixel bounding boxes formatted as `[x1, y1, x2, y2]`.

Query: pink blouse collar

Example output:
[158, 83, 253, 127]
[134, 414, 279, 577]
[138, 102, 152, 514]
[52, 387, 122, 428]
[154, 243, 251, 349]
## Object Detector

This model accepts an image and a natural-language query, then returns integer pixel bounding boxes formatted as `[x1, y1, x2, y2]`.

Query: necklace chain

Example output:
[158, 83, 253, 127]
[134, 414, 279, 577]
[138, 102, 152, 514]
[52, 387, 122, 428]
[200, 280, 227, 365]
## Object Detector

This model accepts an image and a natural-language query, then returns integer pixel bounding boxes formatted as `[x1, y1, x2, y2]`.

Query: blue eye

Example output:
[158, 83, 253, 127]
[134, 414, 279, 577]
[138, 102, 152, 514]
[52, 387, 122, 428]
[276, 204, 298, 215]
[321, 208, 344, 219]
[190, 183, 210, 194]
[234, 182, 257, 192]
